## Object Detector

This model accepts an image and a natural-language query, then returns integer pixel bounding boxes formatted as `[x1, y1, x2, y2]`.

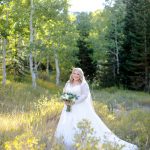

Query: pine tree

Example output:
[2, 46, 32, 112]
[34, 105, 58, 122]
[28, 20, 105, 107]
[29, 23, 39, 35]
[76, 12, 96, 81]
[121, 0, 150, 91]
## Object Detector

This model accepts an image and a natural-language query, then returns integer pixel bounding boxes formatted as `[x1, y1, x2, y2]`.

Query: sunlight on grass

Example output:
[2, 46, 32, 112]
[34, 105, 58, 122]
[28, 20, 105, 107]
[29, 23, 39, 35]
[0, 114, 23, 132]
[0, 81, 57, 113]
[0, 96, 63, 150]
[94, 101, 116, 123]
[37, 79, 62, 93]
[0, 82, 150, 149]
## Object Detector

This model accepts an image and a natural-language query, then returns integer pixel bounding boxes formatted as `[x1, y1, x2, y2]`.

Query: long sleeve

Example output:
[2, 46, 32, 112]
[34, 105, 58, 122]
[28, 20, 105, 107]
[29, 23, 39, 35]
[75, 82, 89, 104]
[63, 82, 69, 93]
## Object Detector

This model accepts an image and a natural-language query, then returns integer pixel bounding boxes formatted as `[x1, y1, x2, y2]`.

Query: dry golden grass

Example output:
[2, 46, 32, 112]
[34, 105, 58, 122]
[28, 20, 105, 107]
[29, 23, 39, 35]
[0, 81, 149, 149]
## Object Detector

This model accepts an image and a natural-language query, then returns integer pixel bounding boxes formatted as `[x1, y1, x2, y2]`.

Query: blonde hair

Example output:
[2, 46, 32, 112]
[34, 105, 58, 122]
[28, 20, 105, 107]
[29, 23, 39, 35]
[69, 68, 84, 83]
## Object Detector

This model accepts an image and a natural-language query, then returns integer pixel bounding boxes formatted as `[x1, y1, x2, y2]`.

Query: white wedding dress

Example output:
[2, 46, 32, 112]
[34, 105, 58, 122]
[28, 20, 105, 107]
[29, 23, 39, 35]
[55, 81, 138, 150]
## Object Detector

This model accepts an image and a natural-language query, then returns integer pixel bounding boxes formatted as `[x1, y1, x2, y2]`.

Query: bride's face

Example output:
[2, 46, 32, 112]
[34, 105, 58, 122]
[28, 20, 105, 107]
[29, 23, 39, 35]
[72, 70, 80, 82]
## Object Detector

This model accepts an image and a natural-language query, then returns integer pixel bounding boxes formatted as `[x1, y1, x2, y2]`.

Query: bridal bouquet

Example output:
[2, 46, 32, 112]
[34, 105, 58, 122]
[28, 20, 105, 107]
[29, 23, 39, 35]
[61, 92, 78, 112]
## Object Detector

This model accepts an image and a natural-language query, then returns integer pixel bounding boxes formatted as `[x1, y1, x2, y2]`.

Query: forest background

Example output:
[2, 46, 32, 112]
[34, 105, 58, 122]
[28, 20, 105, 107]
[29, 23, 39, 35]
[0, 0, 150, 149]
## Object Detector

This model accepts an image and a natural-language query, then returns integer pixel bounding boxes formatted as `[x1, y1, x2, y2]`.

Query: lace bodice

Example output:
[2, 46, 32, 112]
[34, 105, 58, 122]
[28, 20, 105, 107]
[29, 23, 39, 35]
[63, 82, 90, 104]
[65, 83, 81, 97]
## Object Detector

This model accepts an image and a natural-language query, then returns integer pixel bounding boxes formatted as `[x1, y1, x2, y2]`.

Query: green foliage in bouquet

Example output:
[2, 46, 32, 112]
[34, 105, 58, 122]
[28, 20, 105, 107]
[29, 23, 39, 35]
[61, 92, 78, 112]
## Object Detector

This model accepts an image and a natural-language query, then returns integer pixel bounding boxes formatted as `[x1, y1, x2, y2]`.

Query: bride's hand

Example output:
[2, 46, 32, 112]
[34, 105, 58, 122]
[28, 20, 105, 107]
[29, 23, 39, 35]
[64, 100, 71, 105]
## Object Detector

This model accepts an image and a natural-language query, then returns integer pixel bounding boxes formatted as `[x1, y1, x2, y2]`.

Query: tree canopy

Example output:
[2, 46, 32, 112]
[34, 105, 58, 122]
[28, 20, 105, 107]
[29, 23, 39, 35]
[1, 0, 150, 92]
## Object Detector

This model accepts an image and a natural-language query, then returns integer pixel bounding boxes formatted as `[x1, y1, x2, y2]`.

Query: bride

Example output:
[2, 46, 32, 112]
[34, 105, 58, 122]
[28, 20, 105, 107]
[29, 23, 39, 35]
[55, 68, 138, 150]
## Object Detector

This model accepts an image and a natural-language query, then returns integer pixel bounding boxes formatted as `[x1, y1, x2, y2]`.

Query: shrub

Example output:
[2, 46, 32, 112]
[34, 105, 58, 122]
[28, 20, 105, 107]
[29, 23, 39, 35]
[73, 119, 100, 150]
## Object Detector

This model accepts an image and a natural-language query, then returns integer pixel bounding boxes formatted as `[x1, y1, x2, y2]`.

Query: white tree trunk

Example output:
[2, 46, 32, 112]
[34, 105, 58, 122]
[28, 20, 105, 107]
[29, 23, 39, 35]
[33, 29, 40, 79]
[2, 38, 7, 86]
[53, 46, 60, 86]
[29, 0, 36, 88]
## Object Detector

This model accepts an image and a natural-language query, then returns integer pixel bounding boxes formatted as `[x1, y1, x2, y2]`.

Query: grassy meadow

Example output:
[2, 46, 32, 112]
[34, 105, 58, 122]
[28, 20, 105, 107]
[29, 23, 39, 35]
[0, 78, 150, 150]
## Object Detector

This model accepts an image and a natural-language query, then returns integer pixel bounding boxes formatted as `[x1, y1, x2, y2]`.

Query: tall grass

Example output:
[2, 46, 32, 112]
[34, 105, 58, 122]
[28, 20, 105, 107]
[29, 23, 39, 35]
[0, 80, 61, 113]
[0, 81, 150, 149]
[91, 86, 150, 111]
[0, 97, 63, 149]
